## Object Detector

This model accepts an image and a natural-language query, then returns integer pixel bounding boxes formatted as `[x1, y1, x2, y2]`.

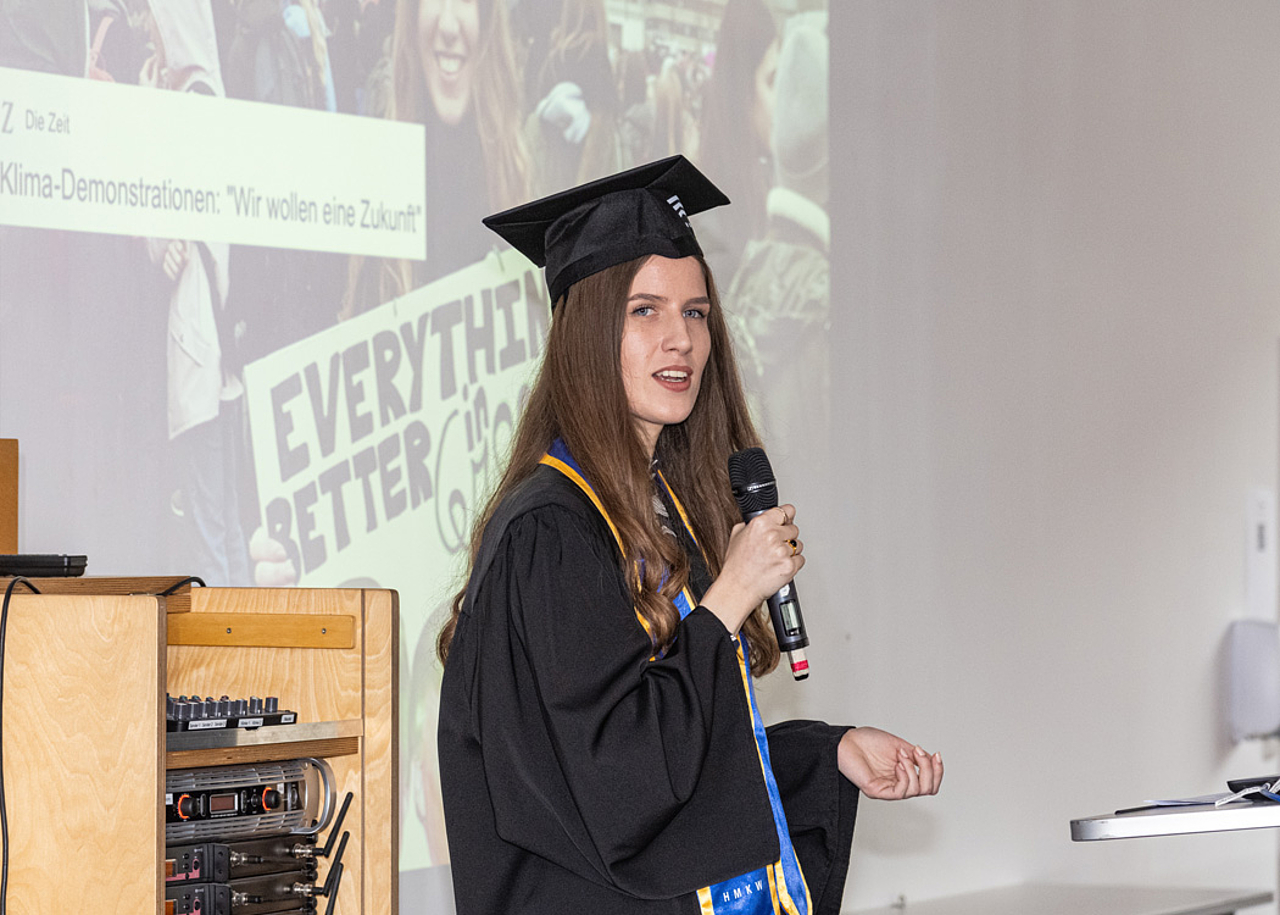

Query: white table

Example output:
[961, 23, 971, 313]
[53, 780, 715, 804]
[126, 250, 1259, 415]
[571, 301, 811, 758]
[1072, 800, 1280, 841]
[849, 883, 1273, 915]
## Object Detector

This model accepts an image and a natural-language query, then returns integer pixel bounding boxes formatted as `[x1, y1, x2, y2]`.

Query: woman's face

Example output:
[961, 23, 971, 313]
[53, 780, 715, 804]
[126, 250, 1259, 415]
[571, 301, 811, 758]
[619, 256, 712, 456]
[418, 0, 480, 125]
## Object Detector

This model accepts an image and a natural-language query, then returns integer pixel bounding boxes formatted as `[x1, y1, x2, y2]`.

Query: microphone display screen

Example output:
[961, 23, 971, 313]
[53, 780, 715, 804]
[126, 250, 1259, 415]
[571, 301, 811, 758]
[779, 599, 803, 637]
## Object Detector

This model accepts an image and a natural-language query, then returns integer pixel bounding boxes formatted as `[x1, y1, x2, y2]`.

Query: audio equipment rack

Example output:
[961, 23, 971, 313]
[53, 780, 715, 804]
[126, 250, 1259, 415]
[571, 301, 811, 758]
[0, 578, 398, 915]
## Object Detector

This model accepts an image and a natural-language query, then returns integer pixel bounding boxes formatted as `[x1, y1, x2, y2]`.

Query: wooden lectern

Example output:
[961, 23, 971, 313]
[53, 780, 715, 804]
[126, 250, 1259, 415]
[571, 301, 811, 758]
[0, 576, 398, 914]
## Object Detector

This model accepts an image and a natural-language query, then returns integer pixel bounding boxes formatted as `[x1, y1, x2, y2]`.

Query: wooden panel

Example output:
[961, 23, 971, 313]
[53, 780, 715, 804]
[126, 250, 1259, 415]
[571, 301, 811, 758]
[168, 589, 365, 725]
[328, 749, 365, 913]
[167, 611, 355, 649]
[164, 586, 397, 915]
[166, 735, 360, 769]
[361, 589, 399, 915]
[0, 439, 15, 552]
[2, 594, 162, 915]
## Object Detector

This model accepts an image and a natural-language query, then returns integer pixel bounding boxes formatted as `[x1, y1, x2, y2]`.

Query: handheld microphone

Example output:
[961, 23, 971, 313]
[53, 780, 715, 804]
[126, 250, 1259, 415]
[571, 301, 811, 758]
[727, 447, 810, 680]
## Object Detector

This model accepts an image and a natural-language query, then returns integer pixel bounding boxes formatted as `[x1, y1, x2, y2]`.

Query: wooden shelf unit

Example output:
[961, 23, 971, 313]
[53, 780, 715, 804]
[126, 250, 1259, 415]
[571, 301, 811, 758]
[165, 719, 364, 769]
[0, 580, 398, 915]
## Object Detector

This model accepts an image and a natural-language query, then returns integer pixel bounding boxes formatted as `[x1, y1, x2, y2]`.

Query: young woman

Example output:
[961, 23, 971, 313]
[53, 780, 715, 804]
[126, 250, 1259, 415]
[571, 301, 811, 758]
[436, 157, 941, 915]
[342, 0, 529, 316]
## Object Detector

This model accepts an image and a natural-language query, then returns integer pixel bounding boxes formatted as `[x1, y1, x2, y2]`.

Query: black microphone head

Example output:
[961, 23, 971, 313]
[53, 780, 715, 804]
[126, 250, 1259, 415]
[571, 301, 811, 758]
[728, 447, 778, 516]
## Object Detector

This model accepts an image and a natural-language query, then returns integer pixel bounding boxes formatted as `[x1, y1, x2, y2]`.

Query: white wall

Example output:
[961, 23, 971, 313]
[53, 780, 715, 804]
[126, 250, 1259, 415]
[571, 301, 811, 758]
[761, 2, 1280, 910]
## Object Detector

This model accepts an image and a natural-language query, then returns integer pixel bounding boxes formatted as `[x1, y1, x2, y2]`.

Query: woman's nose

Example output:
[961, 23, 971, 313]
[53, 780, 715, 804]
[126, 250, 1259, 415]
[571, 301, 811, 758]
[437, 0, 461, 38]
[662, 314, 693, 353]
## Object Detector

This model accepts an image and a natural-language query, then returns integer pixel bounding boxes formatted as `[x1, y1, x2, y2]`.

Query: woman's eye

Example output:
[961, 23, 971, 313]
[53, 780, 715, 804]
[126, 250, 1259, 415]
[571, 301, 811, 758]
[631, 305, 653, 316]
[685, 309, 708, 319]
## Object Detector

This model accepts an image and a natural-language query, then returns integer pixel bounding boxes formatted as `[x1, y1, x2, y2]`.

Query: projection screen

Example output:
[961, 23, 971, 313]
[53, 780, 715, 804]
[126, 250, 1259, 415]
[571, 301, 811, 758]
[0, 0, 829, 904]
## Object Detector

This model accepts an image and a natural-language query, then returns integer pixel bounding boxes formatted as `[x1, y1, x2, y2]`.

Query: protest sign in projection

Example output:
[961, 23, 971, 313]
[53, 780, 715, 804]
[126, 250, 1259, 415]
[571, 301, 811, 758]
[245, 252, 547, 590]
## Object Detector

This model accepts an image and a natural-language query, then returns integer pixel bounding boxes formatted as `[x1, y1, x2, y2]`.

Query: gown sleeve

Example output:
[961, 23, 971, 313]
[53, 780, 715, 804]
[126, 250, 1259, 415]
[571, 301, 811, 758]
[766, 721, 860, 915]
[454, 500, 780, 899]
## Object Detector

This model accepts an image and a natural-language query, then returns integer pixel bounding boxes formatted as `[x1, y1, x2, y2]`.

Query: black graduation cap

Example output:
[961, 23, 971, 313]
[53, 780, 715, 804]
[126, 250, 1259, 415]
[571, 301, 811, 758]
[482, 155, 730, 307]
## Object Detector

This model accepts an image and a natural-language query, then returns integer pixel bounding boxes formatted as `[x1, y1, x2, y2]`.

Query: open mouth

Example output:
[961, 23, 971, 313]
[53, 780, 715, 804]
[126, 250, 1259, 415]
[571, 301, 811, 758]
[653, 369, 692, 390]
[435, 51, 466, 78]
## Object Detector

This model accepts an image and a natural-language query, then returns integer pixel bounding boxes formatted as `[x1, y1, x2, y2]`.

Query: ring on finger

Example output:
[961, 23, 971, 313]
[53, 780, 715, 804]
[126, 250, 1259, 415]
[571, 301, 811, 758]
[788, 539, 798, 556]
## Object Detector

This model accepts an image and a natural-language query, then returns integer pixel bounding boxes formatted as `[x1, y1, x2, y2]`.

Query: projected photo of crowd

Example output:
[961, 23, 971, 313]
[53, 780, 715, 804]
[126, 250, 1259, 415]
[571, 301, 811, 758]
[0, 0, 830, 885]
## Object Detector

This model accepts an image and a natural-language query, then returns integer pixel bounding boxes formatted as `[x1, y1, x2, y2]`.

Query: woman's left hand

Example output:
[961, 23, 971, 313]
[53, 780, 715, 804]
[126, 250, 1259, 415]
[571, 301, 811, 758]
[837, 727, 943, 800]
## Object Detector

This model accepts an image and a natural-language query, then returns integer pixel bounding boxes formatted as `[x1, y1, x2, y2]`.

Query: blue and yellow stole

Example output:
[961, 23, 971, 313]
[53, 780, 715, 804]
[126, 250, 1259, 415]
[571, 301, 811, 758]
[540, 440, 812, 915]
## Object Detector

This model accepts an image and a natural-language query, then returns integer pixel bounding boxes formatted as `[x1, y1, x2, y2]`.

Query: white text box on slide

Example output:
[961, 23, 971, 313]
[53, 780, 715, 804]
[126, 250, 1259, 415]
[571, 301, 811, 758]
[0, 66, 425, 259]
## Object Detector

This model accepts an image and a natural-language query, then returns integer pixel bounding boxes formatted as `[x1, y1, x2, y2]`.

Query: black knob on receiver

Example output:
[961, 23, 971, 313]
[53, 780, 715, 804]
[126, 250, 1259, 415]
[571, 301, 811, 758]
[176, 794, 196, 819]
[262, 788, 281, 810]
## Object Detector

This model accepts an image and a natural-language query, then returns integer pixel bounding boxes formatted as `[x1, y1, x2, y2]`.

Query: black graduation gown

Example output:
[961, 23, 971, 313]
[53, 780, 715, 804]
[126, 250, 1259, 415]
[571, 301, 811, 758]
[438, 464, 859, 914]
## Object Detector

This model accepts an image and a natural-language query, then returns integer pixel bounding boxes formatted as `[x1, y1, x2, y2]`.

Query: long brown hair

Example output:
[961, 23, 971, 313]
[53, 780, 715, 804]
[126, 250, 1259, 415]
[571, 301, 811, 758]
[437, 254, 780, 675]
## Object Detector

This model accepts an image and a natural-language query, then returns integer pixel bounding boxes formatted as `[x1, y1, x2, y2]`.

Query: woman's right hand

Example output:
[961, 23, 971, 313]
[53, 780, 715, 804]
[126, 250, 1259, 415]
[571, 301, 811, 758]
[700, 504, 804, 634]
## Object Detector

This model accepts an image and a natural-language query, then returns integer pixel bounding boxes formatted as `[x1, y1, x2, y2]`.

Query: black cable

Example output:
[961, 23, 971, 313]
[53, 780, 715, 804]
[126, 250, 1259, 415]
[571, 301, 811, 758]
[0, 577, 39, 915]
[156, 576, 206, 597]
